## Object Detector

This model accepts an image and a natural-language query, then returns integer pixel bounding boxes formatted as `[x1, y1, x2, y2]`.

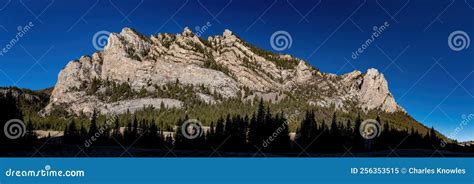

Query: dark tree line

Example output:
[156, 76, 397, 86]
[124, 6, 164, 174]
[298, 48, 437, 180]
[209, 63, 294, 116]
[2, 94, 472, 156]
[63, 112, 173, 149]
[295, 111, 447, 153]
[62, 99, 290, 153]
[172, 99, 290, 152]
[60, 98, 465, 155]
[0, 90, 37, 151]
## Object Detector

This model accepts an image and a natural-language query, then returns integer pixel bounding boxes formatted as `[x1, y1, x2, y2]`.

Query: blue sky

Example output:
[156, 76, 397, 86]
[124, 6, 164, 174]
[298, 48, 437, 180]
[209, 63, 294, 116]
[0, 0, 472, 141]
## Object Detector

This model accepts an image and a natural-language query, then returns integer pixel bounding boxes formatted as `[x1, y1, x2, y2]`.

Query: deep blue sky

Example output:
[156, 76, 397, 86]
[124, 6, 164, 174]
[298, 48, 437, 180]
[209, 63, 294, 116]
[0, 0, 472, 141]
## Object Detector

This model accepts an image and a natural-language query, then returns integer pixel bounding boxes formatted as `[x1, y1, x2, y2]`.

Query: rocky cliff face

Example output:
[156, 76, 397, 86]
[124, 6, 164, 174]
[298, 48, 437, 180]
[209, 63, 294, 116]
[1, 87, 51, 114]
[43, 27, 404, 116]
[0, 88, 42, 103]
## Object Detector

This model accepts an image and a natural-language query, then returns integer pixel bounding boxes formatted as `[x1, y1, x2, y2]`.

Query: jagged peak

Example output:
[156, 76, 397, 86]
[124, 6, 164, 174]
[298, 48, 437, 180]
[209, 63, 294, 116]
[182, 27, 193, 36]
[363, 68, 387, 84]
[116, 27, 151, 43]
[350, 69, 362, 75]
[341, 70, 362, 80]
[366, 68, 380, 76]
[120, 27, 140, 35]
[340, 68, 382, 79]
[79, 55, 91, 61]
[223, 29, 233, 37]
[48, 26, 408, 116]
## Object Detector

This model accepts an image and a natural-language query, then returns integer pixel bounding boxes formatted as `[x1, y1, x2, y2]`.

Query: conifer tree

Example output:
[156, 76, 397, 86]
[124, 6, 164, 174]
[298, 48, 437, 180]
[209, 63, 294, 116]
[88, 110, 98, 138]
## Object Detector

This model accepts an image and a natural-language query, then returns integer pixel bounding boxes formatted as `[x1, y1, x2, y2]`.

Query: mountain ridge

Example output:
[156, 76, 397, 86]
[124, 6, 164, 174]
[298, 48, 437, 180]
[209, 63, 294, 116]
[42, 27, 404, 116]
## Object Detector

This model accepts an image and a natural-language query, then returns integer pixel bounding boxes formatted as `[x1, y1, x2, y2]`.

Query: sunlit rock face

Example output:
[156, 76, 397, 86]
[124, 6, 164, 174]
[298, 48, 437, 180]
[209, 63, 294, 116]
[43, 27, 404, 116]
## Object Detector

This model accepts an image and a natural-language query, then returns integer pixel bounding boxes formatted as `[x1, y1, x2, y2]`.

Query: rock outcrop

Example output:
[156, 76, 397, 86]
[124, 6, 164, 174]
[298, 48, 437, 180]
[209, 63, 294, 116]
[43, 27, 404, 116]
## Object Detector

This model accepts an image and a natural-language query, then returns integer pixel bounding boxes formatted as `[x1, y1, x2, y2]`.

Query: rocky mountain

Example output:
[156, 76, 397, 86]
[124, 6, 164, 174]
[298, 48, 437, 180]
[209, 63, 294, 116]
[0, 87, 43, 103]
[42, 27, 404, 116]
[1, 87, 51, 114]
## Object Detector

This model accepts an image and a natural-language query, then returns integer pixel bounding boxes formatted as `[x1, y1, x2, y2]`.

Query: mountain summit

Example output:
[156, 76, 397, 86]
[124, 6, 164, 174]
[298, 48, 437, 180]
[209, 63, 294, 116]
[43, 27, 404, 116]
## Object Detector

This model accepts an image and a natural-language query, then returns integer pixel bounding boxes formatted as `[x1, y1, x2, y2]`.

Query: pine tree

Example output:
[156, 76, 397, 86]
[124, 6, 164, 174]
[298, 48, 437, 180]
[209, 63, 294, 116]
[65, 120, 78, 143]
[0, 90, 24, 144]
[296, 110, 316, 148]
[329, 112, 341, 151]
[248, 113, 258, 146]
[112, 117, 121, 140]
[131, 115, 138, 140]
[80, 123, 87, 140]
[330, 112, 339, 136]
[353, 113, 364, 150]
[88, 110, 98, 138]
[214, 117, 225, 145]
[429, 126, 440, 147]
